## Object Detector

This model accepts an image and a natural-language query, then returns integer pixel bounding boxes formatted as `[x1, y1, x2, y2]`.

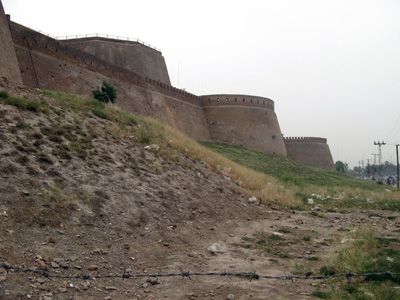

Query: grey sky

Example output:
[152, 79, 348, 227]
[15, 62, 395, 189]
[3, 0, 400, 167]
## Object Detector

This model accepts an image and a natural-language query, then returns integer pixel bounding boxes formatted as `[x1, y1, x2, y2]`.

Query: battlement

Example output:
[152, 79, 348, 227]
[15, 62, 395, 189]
[201, 94, 274, 111]
[284, 137, 327, 143]
[145, 77, 201, 105]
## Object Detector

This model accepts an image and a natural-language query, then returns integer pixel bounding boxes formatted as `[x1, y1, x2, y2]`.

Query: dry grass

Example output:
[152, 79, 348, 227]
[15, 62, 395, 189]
[156, 121, 299, 207]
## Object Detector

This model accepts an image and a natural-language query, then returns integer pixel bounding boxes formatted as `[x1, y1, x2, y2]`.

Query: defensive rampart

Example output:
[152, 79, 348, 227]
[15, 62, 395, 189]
[201, 95, 287, 155]
[9, 20, 210, 141]
[62, 37, 171, 85]
[2, 3, 337, 169]
[0, 1, 22, 83]
[284, 137, 335, 170]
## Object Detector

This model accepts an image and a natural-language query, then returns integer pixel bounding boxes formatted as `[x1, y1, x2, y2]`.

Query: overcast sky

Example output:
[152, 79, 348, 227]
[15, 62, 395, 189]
[3, 0, 400, 167]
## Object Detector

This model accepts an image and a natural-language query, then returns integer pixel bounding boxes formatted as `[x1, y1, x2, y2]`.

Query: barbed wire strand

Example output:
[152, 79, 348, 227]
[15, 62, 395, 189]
[1, 262, 399, 282]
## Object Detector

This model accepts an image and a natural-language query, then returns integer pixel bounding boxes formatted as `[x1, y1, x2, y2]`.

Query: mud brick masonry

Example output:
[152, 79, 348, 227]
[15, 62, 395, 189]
[0, 0, 334, 170]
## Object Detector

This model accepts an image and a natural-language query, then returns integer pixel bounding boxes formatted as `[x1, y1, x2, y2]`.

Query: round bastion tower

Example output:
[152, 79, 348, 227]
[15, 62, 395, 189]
[201, 94, 287, 156]
[284, 137, 335, 170]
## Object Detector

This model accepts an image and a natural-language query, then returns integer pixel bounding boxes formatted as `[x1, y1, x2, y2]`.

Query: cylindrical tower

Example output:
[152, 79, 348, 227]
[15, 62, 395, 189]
[284, 137, 335, 170]
[201, 94, 287, 156]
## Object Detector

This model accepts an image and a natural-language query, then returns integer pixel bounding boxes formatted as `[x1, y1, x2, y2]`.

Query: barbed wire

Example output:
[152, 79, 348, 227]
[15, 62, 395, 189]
[1, 262, 399, 283]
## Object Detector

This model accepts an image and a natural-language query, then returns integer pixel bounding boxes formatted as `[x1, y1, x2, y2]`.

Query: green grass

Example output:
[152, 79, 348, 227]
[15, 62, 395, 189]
[0, 90, 51, 112]
[199, 141, 383, 190]
[315, 227, 400, 299]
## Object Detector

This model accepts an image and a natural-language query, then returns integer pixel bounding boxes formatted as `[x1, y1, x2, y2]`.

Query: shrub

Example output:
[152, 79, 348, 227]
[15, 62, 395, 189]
[92, 81, 117, 103]
[0, 90, 10, 99]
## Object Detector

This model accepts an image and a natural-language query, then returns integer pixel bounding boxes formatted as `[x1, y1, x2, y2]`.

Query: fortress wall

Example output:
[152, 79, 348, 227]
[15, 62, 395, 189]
[63, 38, 171, 85]
[148, 91, 210, 140]
[146, 77, 201, 105]
[284, 137, 335, 170]
[10, 21, 210, 141]
[201, 95, 287, 155]
[0, 1, 22, 83]
[10, 22, 145, 87]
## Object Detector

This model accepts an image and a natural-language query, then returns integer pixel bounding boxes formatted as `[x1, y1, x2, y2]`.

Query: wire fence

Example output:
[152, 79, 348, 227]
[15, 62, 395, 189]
[1, 262, 399, 283]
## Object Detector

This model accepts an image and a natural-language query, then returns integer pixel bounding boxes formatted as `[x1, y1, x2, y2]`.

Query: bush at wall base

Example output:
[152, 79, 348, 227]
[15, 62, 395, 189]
[92, 81, 117, 103]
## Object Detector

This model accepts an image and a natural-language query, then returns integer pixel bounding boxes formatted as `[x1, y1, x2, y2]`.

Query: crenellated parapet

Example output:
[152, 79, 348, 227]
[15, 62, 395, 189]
[284, 137, 327, 143]
[145, 77, 201, 105]
[201, 94, 274, 110]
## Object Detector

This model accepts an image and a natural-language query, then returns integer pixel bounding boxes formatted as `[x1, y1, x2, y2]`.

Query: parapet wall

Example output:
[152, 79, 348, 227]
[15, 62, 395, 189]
[201, 94, 286, 155]
[284, 137, 335, 170]
[202, 94, 274, 110]
[284, 137, 327, 143]
[62, 37, 171, 85]
[0, 1, 22, 83]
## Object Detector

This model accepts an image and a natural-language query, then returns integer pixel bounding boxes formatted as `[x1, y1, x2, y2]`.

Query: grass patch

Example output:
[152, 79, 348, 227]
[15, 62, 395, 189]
[315, 226, 400, 299]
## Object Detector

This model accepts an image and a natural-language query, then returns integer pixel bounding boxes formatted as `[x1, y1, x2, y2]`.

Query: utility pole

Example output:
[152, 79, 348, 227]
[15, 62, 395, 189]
[366, 159, 371, 178]
[396, 144, 399, 189]
[371, 153, 378, 180]
[374, 141, 386, 181]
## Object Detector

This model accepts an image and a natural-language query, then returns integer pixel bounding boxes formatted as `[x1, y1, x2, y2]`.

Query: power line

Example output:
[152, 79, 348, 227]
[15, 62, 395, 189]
[386, 113, 400, 142]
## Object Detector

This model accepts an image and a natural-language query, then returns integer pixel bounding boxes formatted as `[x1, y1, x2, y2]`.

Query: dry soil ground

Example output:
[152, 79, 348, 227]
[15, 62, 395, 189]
[1, 83, 399, 300]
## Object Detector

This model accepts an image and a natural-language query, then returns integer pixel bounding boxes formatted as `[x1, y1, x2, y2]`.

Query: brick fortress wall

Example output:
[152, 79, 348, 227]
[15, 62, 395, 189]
[284, 137, 335, 170]
[62, 37, 171, 85]
[9, 21, 210, 141]
[201, 95, 287, 155]
[0, 0, 22, 83]
[3, 5, 336, 169]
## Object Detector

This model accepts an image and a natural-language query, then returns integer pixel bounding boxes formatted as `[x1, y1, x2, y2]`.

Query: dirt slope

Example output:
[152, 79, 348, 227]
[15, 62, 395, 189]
[1, 83, 399, 300]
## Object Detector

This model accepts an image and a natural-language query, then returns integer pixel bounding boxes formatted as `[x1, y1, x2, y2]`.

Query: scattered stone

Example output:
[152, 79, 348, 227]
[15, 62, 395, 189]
[248, 196, 259, 204]
[227, 294, 235, 300]
[235, 180, 242, 186]
[307, 198, 314, 204]
[150, 144, 159, 151]
[207, 243, 226, 254]
[272, 232, 283, 237]
[51, 261, 60, 268]
[47, 237, 56, 244]
[37, 278, 46, 284]
[104, 286, 117, 291]
[58, 261, 69, 269]
[0, 276, 7, 282]
[58, 288, 67, 293]
[88, 265, 98, 271]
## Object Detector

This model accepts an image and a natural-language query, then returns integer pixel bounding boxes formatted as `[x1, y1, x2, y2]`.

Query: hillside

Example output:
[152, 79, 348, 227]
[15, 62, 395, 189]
[1, 82, 400, 300]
